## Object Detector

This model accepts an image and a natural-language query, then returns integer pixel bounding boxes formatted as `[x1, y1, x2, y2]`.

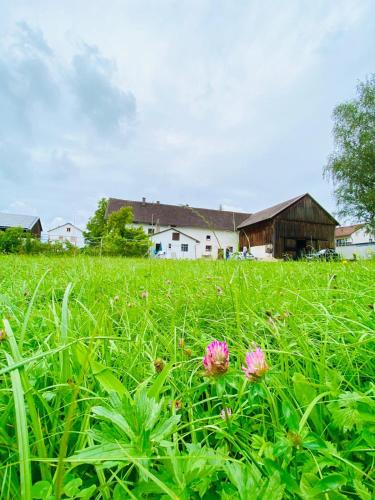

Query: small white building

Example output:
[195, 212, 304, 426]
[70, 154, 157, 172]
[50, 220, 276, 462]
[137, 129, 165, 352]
[335, 224, 375, 259]
[47, 222, 85, 248]
[150, 228, 199, 259]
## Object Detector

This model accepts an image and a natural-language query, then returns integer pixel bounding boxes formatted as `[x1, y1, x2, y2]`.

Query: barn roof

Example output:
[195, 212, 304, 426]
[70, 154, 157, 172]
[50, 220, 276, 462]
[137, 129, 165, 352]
[237, 194, 306, 228]
[335, 223, 365, 238]
[106, 198, 251, 231]
[237, 193, 338, 229]
[0, 213, 42, 231]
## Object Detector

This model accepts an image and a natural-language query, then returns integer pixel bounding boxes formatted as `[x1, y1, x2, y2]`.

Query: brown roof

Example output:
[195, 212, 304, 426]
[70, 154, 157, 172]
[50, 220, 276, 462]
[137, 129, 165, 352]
[335, 223, 365, 238]
[106, 198, 251, 231]
[237, 193, 339, 228]
[237, 194, 306, 228]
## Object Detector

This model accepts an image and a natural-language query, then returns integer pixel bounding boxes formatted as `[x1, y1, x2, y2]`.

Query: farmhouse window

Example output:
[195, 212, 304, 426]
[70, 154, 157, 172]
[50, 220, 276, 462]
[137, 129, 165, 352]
[181, 244, 188, 252]
[172, 232, 180, 241]
[67, 227, 71, 232]
[148, 228, 155, 235]
[206, 235, 211, 240]
[336, 238, 350, 246]
[205, 245, 212, 252]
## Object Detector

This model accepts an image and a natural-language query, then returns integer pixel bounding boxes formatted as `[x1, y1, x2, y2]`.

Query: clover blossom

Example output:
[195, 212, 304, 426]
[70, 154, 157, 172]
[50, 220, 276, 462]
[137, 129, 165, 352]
[242, 346, 269, 381]
[203, 340, 229, 376]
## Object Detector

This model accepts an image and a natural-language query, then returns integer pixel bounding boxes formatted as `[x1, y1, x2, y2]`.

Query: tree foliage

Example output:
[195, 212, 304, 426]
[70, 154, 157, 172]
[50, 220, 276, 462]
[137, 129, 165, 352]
[84, 200, 150, 256]
[83, 198, 108, 246]
[0, 227, 25, 253]
[103, 206, 150, 257]
[325, 75, 375, 231]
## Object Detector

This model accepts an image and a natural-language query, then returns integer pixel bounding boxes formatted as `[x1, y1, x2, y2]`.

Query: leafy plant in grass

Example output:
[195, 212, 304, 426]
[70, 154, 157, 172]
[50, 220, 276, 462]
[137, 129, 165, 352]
[0, 256, 374, 498]
[72, 390, 180, 480]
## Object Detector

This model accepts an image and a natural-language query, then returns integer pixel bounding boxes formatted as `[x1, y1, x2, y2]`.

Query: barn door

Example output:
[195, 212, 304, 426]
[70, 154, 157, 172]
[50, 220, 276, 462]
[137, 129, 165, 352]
[296, 240, 306, 258]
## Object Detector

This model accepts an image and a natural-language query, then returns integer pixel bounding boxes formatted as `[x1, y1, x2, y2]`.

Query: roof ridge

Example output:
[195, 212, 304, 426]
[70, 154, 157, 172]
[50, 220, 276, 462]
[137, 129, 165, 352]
[47, 222, 83, 232]
[0, 212, 38, 219]
[237, 193, 306, 228]
[107, 198, 250, 215]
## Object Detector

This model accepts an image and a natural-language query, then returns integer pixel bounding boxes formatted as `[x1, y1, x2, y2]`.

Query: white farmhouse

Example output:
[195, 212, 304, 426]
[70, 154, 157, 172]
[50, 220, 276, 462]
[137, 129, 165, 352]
[106, 197, 250, 259]
[335, 224, 375, 259]
[47, 222, 85, 248]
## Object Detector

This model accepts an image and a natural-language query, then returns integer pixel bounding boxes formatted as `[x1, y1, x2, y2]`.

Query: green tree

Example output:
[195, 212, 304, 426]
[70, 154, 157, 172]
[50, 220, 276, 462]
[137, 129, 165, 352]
[84, 198, 108, 246]
[0, 227, 25, 253]
[104, 206, 150, 257]
[324, 75, 375, 231]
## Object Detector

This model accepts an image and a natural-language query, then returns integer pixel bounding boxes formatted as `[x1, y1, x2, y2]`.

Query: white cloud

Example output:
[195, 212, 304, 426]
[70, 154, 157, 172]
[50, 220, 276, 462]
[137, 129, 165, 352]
[0, 0, 374, 224]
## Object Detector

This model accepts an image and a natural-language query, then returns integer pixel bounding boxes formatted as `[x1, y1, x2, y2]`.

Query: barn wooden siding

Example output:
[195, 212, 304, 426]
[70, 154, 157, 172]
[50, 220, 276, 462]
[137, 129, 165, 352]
[239, 220, 272, 249]
[273, 196, 336, 258]
[31, 221, 42, 239]
[239, 195, 337, 258]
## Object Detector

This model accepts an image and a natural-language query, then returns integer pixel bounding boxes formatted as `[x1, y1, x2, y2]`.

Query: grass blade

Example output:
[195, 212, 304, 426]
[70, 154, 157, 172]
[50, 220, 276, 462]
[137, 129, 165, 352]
[20, 269, 50, 351]
[5, 352, 32, 500]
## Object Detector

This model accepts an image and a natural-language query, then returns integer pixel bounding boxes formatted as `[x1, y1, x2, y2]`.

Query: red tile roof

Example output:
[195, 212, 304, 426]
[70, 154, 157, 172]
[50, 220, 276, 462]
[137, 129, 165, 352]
[335, 224, 365, 238]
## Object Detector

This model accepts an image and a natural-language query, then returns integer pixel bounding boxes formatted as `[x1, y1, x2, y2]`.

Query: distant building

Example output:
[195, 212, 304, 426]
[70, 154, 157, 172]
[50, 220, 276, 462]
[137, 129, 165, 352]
[47, 222, 84, 247]
[106, 197, 249, 260]
[106, 194, 338, 260]
[335, 224, 375, 259]
[0, 213, 42, 238]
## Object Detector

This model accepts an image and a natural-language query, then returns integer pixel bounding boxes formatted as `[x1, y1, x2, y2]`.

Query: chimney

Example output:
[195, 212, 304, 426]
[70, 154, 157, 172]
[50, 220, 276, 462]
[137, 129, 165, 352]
[219, 204, 223, 211]
[142, 197, 146, 205]
[156, 200, 160, 204]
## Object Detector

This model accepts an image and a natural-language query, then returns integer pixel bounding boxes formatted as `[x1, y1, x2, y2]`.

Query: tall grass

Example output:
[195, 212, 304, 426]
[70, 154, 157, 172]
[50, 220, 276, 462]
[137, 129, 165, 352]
[0, 256, 374, 498]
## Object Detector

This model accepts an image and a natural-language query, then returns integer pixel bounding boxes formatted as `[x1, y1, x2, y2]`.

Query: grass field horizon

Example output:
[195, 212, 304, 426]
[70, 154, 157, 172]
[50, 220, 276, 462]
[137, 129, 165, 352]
[0, 256, 374, 499]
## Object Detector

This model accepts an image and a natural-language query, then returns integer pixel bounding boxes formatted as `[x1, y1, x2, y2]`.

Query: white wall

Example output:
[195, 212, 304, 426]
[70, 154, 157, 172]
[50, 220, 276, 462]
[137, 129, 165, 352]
[249, 244, 275, 260]
[150, 230, 197, 259]
[139, 224, 239, 260]
[186, 227, 238, 259]
[336, 243, 375, 259]
[48, 223, 84, 247]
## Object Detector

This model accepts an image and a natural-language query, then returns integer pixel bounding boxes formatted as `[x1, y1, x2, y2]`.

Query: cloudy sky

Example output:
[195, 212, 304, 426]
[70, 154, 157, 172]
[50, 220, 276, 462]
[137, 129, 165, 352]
[1, 1, 374, 230]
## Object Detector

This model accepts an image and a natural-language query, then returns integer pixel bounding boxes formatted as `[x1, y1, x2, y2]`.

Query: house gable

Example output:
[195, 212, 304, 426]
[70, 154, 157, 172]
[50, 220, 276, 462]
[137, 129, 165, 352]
[151, 227, 200, 242]
[275, 194, 338, 226]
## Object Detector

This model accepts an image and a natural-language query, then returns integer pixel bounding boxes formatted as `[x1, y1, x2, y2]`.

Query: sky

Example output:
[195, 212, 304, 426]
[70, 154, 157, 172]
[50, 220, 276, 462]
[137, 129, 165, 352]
[0, 0, 374, 231]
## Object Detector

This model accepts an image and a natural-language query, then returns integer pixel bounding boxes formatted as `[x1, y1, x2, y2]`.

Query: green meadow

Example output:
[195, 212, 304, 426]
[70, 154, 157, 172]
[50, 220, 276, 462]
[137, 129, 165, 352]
[0, 256, 374, 499]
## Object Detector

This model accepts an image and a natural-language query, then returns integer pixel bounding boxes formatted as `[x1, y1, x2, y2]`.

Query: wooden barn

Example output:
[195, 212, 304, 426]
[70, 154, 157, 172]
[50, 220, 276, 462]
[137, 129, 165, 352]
[237, 193, 338, 259]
